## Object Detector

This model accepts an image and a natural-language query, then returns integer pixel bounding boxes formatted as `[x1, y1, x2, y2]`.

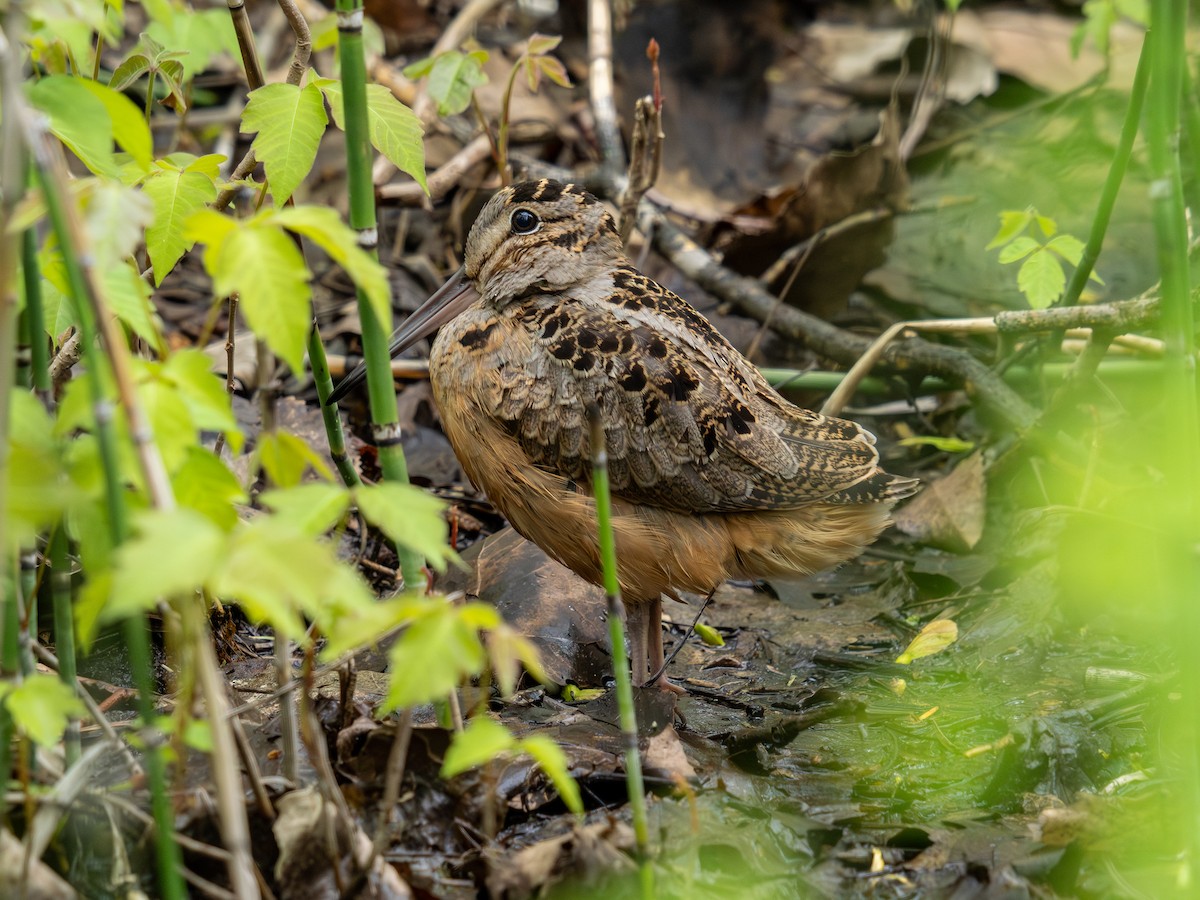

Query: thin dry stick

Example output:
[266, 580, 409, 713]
[819, 314, 1161, 418]
[228, 701, 277, 820]
[587, 0, 626, 176]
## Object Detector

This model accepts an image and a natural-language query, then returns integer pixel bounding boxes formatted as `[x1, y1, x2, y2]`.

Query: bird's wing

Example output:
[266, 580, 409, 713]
[493, 265, 910, 514]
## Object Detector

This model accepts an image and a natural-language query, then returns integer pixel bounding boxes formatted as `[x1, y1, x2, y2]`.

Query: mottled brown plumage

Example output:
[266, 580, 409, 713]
[332, 179, 918, 688]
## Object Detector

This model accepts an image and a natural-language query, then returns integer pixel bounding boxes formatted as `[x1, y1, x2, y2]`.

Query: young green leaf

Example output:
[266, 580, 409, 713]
[143, 164, 217, 283]
[103, 262, 165, 354]
[272, 205, 392, 326]
[996, 235, 1040, 264]
[320, 80, 428, 192]
[3, 675, 86, 748]
[384, 604, 490, 710]
[240, 81, 328, 206]
[1018, 249, 1065, 309]
[426, 51, 489, 117]
[984, 209, 1033, 250]
[197, 219, 313, 373]
[108, 508, 226, 620]
[896, 618, 958, 664]
[172, 447, 248, 530]
[78, 78, 154, 171]
[898, 435, 976, 453]
[354, 481, 456, 571]
[257, 432, 335, 488]
[27, 75, 121, 176]
[6, 391, 71, 550]
[486, 622, 548, 696]
[160, 349, 241, 442]
[519, 733, 582, 815]
[259, 483, 352, 537]
[441, 716, 516, 778]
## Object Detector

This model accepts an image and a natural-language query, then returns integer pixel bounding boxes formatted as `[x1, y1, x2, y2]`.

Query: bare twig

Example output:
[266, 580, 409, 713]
[587, 0, 625, 176]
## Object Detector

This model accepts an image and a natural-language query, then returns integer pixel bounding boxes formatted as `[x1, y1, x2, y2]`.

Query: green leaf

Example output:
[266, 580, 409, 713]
[896, 618, 958, 664]
[203, 220, 313, 373]
[996, 235, 1040, 264]
[257, 432, 334, 488]
[425, 51, 488, 118]
[6, 391, 70, 549]
[984, 209, 1033, 250]
[1035, 213, 1057, 238]
[694, 622, 725, 647]
[109, 509, 225, 620]
[109, 53, 151, 91]
[103, 262, 164, 353]
[1018, 249, 1065, 309]
[384, 604, 487, 710]
[145, 8, 237, 81]
[4, 674, 85, 748]
[259, 483, 351, 536]
[77, 78, 153, 171]
[441, 716, 515, 778]
[27, 75, 119, 176]
[172, 447, 247, 530]
[241, 81, 328, 206]
[897, 435, 976, 453]
[354, 482, 456, 571]
[320, 81, 427, 192]
[143, 163, 217, 283]
[212, 519, 369, 638]
[272, 205, 392, 326]
[401, 55, 436, 80]
[138, 378, 196, 472]
[161, 350, 241, 445]
[1045, 233, 1086, 266]
[519, 734, 582, 814]
[486, 623, 548, 696]
[320, 594, 429, 660]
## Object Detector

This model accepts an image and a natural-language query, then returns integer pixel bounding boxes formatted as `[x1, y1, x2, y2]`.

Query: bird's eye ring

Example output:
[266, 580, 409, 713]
[510, 208, 540, 235]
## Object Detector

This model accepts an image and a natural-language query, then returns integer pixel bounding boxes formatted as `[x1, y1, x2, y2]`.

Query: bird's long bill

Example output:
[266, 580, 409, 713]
[327, 267, 477, 405]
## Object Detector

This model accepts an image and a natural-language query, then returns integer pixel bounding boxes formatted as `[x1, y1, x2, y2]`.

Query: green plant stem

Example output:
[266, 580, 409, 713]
[29, 135, 188, 900]
[20, 225, 50, 403]
[496, 63, 521, 181]
[309, 325, 361, 486]
[587, 408, 652, 894]
[1060, 32, 1151, 308]
[335, 0, 422, 587]
[48, 528, 78, 766]
[1146, 0, 1200, 873]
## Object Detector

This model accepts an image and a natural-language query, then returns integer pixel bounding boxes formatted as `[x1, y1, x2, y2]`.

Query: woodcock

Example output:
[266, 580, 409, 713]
[330, 179, 918, 689]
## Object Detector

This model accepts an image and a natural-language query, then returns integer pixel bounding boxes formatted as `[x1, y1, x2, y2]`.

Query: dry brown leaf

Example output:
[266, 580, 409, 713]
[892, 451, 986, 552]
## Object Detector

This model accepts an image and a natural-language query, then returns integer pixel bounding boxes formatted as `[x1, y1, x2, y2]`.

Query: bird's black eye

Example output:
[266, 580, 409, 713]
[510, 208, 540, 235]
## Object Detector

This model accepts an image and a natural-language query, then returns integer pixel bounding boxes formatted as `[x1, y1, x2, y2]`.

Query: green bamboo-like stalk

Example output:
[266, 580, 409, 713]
[309, 325, 361, 486]
[48, 528, 78, 766]
[587, 409, 652, 895]
[335, 0, 422, 587]
[30, 149, 187, 900]
[1060, 32, 1151, 309]
[20, 226, 50, 403]
[1146, 0, 1200, 870]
